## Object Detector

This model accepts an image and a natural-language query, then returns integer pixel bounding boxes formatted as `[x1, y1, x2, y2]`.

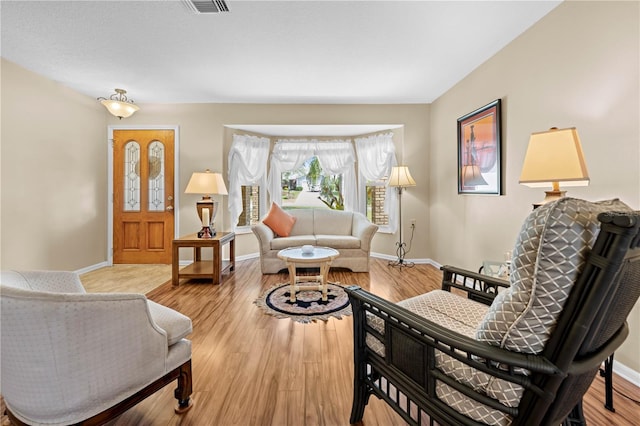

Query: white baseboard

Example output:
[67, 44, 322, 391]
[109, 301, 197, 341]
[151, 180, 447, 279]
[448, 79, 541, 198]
[370, 252, 438, 266]
[75, 261, 109, 275]
[613, 360, 640, 387]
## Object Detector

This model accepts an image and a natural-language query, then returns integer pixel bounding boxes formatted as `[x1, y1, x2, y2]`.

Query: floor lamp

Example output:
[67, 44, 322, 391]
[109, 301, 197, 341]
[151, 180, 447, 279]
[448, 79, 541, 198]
[388, 165, 416, 268]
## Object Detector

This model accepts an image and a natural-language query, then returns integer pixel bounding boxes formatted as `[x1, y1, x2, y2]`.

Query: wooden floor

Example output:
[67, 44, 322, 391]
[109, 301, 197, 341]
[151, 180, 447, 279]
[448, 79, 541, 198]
[77, 259, 639, 426]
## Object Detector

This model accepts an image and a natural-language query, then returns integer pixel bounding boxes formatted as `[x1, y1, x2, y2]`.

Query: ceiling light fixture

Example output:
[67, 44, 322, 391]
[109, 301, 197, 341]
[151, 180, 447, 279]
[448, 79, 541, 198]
[98, 88, 140, 119]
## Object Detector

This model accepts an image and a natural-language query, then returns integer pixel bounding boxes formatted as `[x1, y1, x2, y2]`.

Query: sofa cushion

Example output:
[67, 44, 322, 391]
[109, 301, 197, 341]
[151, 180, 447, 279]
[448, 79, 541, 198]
[313, 209, 353, 236]
[476, 197, 632, 354]
[263, 202, 297, 237]
[315, 235, 360, 249]
[271, 236, 317, 250]
[147, 300, 193, 346]
[288, 209, 315, 236]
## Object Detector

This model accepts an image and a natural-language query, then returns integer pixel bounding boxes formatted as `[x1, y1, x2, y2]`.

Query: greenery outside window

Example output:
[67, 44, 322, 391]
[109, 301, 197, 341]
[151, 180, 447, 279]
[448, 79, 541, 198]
[280, 156, 343, 210]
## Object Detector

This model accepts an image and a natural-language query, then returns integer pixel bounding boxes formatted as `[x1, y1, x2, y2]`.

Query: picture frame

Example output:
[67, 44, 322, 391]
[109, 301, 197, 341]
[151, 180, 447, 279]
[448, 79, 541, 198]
[457, 99, 502, 195]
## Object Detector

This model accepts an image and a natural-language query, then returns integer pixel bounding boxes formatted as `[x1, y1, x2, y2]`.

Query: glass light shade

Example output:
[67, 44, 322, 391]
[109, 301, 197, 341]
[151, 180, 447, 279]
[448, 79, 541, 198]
[519, 127, 590, 188]
[100, 99, 139, 119]
[387, 165, 416, 188]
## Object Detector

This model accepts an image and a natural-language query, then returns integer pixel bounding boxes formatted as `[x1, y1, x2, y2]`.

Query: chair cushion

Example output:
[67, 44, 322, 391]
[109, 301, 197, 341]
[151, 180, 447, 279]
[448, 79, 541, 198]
[262, 202, 297, 237]
[271, 235, 317, 250]
[476, 197, 632, 354]
[147, 301, 193, 346]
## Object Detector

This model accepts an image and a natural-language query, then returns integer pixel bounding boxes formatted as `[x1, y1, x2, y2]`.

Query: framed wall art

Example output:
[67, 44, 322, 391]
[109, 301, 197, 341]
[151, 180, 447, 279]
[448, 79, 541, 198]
[457, 99, 502, 195]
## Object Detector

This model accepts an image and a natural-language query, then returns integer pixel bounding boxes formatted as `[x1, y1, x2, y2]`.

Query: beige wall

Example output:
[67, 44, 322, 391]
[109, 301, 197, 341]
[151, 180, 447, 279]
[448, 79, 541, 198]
[430, 1, 640, 373]
[117, 103, 430, 260]
[1, 59, 108, 270]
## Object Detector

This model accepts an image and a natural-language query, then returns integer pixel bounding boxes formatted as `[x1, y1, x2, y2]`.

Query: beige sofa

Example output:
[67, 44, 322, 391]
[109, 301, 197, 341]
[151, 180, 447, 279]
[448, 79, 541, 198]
[252, 209, 378, 273]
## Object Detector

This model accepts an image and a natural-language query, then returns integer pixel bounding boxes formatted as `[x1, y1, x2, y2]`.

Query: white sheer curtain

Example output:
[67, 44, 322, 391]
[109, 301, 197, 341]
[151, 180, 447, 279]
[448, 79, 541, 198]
[355, 132, 398, 232]
[267, 139, 357, 212]
[315, 140, 357, 212]
[228, 134, 270, 229]
[267, 140, 316, 205]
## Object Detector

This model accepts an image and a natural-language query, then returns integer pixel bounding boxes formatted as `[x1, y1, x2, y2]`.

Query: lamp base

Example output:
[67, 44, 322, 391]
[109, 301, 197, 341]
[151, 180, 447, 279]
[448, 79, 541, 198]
[197, 226, 214, 239]
[388, 241, 415, 269]
[388, 259, 415, 268]
[533, 190, 567, 209]
[196, 198, 219, 227]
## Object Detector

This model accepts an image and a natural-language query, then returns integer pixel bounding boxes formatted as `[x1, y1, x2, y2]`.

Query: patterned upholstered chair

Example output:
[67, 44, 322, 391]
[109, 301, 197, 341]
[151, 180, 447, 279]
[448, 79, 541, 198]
[347, 198, 640, 425]
[0, 270, 194, 425]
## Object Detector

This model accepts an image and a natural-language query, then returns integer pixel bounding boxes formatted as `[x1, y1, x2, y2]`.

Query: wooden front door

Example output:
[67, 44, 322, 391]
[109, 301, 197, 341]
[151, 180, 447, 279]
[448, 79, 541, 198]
[113, 130, 175, 264]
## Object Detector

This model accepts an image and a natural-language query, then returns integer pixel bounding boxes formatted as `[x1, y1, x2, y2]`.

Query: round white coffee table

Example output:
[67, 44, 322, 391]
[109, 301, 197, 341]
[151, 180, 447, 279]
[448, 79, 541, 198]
[277, 246, 340, 302]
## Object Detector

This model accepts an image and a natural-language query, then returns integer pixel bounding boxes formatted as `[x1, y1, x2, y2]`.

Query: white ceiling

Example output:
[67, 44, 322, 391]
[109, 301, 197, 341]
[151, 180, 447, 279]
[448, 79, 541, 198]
[1, 0, 561, 105]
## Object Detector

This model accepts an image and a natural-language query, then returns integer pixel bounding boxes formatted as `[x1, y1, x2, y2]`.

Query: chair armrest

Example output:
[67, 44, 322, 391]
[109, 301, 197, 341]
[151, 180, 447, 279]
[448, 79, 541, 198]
[441, 265, 510, 306]
[352, 213, 378, 251]
[251, 222, 275, 253]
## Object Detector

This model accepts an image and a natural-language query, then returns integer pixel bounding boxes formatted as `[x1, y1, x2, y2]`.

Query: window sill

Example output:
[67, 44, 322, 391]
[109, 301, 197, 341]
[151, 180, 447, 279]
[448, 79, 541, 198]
[234, 226, 254, 235]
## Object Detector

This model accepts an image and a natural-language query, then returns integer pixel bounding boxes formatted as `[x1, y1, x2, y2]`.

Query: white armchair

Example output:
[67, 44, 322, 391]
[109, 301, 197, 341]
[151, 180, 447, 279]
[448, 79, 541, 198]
[0, 270, 193, 425]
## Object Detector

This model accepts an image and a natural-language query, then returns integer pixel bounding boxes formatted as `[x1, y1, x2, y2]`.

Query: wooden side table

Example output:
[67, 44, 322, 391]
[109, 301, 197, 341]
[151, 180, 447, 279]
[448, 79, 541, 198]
[172, 232, 235, 286]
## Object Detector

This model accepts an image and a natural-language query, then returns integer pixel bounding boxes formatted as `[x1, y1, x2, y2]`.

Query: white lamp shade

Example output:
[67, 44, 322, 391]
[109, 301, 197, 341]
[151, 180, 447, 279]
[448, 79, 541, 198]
[519, 127, 590, 188]
[185, 170, 228, 195]
[387, 165, 416, 188]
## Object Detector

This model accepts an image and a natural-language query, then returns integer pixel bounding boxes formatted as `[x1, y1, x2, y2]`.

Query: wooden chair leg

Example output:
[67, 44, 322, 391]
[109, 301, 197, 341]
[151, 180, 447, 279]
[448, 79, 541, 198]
[174, 359, 194, 414]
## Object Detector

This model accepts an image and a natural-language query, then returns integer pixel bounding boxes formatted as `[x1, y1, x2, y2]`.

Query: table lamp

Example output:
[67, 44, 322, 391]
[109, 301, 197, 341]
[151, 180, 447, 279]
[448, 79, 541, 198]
[519, 127, 589, 208]
[185, 169, 228, 237]
[387, 165, 416, 268]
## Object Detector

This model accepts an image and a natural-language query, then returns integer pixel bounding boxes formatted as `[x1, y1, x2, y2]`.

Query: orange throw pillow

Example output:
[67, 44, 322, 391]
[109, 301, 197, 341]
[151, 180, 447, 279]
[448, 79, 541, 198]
[262, 202, 297, 237]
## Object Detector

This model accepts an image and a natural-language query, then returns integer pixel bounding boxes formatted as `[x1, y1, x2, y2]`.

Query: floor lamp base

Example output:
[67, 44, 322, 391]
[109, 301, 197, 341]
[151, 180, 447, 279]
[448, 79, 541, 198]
[388, 259, 415, 268]
[388, 242, 415, 268]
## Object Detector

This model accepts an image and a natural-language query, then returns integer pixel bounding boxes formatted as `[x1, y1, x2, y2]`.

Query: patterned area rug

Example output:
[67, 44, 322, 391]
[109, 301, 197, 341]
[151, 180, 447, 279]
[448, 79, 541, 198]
[254, 282, 352, 323]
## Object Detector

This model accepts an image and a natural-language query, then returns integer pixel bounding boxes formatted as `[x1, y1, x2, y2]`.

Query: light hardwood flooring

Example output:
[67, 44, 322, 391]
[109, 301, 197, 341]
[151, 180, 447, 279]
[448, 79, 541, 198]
[72, 259, 639, 425]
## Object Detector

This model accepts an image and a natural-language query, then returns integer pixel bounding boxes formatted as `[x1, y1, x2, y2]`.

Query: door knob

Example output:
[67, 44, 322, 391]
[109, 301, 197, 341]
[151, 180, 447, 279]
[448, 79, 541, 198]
[166, 206, 174, 212]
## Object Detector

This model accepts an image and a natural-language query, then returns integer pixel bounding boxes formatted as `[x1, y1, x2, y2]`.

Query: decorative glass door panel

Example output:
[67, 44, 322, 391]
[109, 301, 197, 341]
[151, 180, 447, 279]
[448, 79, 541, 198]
[124, 141, 141, 211]
[148, 140, 165, 212]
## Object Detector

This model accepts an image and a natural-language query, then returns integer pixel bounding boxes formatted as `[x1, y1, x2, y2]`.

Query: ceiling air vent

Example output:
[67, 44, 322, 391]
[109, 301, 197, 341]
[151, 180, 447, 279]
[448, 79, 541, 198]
[184, 0, 230, 14]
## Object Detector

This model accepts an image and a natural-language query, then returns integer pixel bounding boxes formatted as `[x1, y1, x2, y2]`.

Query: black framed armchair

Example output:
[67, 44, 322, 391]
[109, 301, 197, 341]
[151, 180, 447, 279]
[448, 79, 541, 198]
[347, 198, 640, 425]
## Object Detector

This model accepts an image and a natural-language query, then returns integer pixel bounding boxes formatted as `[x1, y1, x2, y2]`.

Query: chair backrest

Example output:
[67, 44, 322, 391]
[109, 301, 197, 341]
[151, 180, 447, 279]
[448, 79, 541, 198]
[520, 211, 640, 424]
[1, 270, 87, 293]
